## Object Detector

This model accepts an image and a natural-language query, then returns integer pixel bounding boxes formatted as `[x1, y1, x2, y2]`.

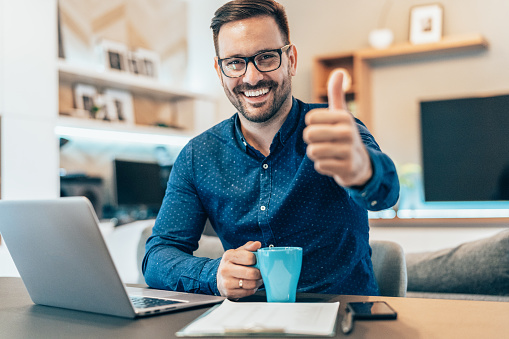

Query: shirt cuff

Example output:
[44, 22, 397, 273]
[199, 257, 222, 296]
[347, 148, 399, 211]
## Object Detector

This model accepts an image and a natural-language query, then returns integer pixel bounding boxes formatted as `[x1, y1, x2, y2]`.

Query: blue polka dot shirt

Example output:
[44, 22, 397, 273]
[143, 97, 399, 296]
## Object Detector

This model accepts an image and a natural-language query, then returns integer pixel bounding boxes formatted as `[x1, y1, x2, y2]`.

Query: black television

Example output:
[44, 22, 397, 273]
[113, 159, 171, 208]
[420, 94, 509, 202]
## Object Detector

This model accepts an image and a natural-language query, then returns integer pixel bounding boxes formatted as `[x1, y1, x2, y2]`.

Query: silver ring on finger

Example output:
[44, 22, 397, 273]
[239, 279, 243, 289]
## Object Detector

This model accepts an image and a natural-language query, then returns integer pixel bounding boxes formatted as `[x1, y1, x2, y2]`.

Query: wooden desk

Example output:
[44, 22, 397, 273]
[1, 277, 507, 338]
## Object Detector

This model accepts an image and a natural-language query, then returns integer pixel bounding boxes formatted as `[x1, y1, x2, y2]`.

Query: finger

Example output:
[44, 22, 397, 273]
[239, 241, 262, 252]
[227, 265, 262, 281]
[225, 278, 263, 291]
[223, 242, 260, 266]
[305, 108, 351, 126]
[306, 143, 351, 161]
[303, 124, 353, 144]
[223, 250, 257, 267]
[313, 158, 350, 177]
[223, 278, 263, 300]
[238, 278, 263, 291]
[328, 69, 347, 111]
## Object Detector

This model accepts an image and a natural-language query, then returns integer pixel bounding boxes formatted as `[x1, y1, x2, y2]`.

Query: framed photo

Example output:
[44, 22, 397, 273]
[104, 88, 135, 124]
[134, 48, 160, 78]
[73, 84, 97, 118]
[409, 4, 443, 45]
[127, 51, 142, 75]
[100, 40, 128, 72]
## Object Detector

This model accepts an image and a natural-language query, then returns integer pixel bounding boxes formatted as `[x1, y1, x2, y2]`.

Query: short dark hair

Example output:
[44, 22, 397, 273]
[210, 0, 290, 57]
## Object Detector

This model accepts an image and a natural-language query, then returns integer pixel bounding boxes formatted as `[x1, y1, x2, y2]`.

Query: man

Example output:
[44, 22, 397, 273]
[143, 0, 399, 300]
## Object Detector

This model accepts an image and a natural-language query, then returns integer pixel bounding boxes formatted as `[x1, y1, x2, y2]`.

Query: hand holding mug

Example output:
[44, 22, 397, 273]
[216, 241, 263, 300]
[303, 69, 372, 187]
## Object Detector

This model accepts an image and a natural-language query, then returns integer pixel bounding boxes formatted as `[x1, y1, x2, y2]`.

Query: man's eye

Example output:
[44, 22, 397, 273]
[226, 59, 244, 69]
[259, 53, 277, 60]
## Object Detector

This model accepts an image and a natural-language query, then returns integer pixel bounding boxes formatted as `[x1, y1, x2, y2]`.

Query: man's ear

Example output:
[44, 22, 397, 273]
[214, 57, 223, 83]
[288, 44, 298, 76]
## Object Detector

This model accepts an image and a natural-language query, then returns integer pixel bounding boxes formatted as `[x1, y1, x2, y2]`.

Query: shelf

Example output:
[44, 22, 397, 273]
[356, 34, 488, 62]
[313, 34, 489, 131]
[56, 116, 193, 146]
[58, 59, 209, 102]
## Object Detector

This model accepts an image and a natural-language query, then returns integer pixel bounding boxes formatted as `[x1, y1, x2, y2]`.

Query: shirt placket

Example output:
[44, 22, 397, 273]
[258, 159, 276, 247]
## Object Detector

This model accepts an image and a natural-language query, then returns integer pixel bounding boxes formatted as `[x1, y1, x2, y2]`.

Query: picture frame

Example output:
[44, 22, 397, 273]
[133, 48, 160, 78]
[126, 51, 142, 75]
[73, 84, 97, 118]
[100, 40, 128, 72]
[409, 4, 443, 45]
[103, 88, 135, 124]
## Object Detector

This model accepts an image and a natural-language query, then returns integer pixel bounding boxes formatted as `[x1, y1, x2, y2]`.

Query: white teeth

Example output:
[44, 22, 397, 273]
[244, 88, 269, 97]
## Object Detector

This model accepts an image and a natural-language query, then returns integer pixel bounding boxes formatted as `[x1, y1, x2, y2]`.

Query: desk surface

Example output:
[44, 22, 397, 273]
[1, 277, 508, 338]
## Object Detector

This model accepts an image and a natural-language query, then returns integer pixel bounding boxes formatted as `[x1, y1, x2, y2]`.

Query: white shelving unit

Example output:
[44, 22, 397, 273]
[57, 59, 217, 142]
[56, 115, 193, 146]
[58, 59, 209, 102]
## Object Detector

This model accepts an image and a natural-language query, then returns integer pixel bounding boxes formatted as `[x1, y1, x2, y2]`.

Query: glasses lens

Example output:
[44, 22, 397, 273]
[254, 51, 281, 72]
[223, 58, 246, 77]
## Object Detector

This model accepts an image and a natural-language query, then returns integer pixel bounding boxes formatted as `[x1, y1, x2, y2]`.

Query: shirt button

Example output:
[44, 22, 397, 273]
[262, 164, 269, 169]
[260, 206, 266, 211]
[361, 192, 367, 197]
[371, 200, 378, 206]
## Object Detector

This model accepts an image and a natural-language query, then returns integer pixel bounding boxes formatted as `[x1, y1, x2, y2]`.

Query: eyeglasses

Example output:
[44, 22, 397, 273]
[218, 44, 291, 78]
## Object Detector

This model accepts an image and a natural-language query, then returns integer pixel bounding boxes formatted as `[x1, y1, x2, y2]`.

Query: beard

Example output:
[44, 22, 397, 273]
[222, 70, 292, 124]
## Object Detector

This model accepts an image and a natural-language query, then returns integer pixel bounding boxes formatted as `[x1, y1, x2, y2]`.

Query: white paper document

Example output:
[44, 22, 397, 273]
[177, 299, 340, 337]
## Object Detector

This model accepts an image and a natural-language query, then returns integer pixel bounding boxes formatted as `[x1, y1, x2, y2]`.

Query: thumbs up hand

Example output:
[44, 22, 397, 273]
[303, 69, 372, 187]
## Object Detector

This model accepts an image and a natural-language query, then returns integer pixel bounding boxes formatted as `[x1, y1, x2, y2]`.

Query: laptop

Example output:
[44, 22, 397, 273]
[0, 197, 225, 318]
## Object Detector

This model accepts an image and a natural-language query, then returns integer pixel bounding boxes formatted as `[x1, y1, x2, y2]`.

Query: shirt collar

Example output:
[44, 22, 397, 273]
[234, 97, 300, 154]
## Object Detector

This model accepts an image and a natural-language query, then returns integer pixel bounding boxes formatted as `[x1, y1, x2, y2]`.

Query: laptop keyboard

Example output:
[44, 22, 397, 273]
[130, 296, 184, 309]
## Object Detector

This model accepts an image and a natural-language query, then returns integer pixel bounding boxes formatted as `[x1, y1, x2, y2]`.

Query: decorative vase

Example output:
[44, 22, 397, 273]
[368, 28, 394, 49]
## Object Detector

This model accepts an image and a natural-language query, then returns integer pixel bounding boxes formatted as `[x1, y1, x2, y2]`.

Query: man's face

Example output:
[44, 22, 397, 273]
[214, 16, 297, 124]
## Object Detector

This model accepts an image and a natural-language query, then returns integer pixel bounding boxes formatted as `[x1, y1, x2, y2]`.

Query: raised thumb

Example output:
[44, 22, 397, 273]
[327, 69, 347, 111]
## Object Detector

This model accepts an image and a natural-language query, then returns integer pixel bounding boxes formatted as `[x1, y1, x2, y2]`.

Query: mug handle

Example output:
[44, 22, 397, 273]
[251, 251, 260, 269]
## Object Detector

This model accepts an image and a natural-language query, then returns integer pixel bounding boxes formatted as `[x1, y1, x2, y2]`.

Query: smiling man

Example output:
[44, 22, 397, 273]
[143, 0, 399, 300]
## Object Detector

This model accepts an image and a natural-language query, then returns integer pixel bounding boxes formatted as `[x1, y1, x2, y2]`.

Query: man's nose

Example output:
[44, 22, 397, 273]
[242, 61, 264, 85]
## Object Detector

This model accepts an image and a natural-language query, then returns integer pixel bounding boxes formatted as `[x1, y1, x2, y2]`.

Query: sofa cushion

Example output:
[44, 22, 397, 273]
[406, 230, 509, 296]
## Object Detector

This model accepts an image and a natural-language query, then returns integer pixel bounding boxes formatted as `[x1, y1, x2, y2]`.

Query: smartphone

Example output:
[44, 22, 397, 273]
[346, 301, 397, 320]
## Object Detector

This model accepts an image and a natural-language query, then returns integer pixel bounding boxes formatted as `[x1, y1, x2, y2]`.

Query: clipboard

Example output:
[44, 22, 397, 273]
[176, 299, 340, 337]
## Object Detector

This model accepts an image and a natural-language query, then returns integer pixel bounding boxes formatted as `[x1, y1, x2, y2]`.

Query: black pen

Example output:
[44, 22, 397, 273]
[341, 309, 354, 335]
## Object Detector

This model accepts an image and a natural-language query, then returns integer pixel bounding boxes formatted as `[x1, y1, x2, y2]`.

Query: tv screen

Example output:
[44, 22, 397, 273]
[113, 159, 171, 207]
[420, 94, 509, 202]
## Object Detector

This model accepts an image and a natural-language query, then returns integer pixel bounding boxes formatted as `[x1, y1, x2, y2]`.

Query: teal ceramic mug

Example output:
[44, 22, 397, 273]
[253, 247, 303, 302]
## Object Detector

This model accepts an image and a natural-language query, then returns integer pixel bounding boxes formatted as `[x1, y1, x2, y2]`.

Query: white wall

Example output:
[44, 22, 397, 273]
[0, 0, 59, 199]
[0, 0, 4, 117]
[185, 0, 234, 123]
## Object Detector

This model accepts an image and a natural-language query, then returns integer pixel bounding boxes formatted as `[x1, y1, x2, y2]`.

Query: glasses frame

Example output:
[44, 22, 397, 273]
[218, 44, 292, 78]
